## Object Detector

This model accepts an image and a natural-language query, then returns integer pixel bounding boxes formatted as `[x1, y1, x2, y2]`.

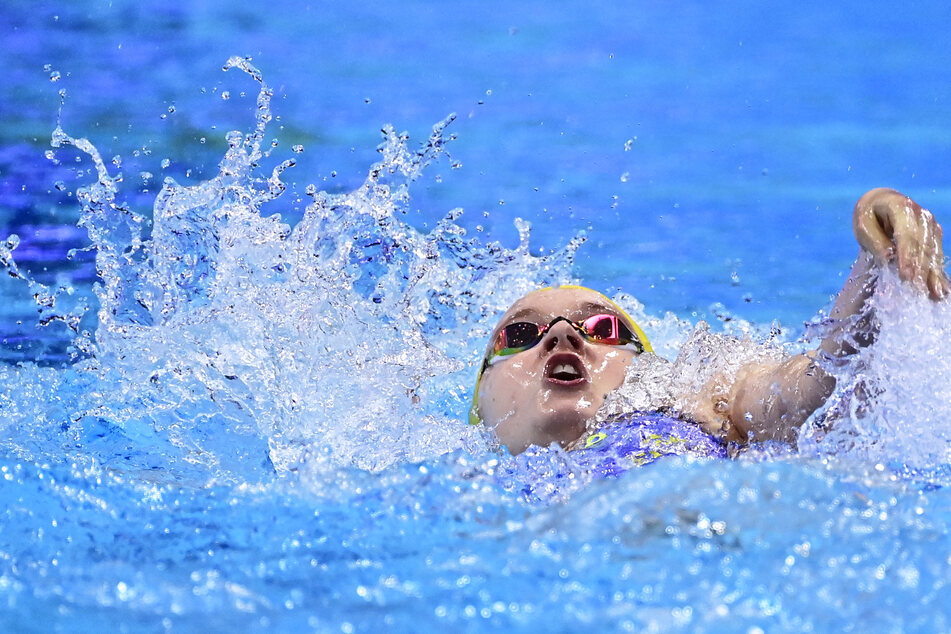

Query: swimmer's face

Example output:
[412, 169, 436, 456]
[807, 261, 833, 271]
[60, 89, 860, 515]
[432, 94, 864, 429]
[477, 287, 639, 454]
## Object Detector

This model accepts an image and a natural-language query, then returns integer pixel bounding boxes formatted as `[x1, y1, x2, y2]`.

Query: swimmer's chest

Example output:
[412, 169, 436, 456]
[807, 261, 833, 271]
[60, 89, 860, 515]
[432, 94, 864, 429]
[572, 412, 726, 477]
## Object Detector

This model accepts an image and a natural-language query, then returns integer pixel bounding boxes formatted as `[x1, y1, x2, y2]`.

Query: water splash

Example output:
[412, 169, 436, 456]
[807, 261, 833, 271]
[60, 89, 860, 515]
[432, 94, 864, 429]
[802, 267, 951, 474]
[1, 58, 585, 481]
[0, 234, 88, 338]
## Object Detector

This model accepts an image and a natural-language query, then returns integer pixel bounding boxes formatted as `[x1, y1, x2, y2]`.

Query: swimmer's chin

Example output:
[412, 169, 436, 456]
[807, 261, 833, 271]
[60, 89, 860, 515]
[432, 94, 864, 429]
[491, 410, 590, 455]
[534, 409, 591, 450]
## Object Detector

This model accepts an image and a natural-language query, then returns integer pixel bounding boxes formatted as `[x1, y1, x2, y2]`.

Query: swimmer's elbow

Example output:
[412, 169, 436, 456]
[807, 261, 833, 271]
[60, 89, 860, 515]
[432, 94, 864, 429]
[728, 354, 835, 444]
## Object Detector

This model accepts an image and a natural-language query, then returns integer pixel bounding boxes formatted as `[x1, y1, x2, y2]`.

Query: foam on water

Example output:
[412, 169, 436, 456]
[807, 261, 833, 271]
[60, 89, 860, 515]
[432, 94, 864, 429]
[2, 57, 951, 630]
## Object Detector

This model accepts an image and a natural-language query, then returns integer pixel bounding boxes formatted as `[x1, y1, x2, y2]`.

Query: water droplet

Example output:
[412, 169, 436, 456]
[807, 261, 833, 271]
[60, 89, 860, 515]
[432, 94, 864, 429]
[53, 181, 66, 191]
[364, 97, 371, 104]
[292, 145, 304, 154]
[199, 137, 206, 144]
[111, 155, 122, 167]
[140, 171, 153, 184]
[161, 158, 171, 169]
[221, 91, 231, 100]
[624, 138, 636, 151]
[49, 71, 61, 82]
[620, 172, 630, 183]
[168, 105, 176, 113]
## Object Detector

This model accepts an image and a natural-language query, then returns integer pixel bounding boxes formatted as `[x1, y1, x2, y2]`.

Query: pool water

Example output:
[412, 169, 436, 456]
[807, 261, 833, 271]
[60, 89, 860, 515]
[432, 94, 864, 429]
[2, 1, 951, 631]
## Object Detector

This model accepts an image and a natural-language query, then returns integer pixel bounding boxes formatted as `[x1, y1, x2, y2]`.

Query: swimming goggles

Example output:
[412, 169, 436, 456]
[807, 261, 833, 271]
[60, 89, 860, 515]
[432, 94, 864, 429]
[482, 314, 645, 372]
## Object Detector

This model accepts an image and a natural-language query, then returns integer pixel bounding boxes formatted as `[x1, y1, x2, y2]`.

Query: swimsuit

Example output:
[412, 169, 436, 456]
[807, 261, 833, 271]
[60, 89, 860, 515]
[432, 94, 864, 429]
[497, 412, 726, 502]
[571, 411, 726, 478]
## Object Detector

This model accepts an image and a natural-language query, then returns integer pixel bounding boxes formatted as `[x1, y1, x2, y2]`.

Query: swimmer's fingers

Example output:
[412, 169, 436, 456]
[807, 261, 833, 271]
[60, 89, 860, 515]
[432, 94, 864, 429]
[891, 206, 928, 291]
[853, 188, 901, 264]
[853, 188, 949, 299]
[926, 222, 950, 300]
[928, 267, 950, 301]
[894, 201, 950, 297]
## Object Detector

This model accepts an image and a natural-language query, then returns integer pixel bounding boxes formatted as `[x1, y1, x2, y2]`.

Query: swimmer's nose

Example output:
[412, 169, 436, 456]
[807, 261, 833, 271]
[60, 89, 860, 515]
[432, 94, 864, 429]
[541, 319, 584, 353]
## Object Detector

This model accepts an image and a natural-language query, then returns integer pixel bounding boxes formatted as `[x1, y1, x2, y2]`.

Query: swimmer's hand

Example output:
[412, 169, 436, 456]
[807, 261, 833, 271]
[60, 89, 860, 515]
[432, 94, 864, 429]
[853, 187, 949, 300]
[716, 188, 949, 444]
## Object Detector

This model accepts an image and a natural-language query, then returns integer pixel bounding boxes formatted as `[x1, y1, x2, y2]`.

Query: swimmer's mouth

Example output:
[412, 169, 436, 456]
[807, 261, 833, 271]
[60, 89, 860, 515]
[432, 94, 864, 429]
[544, 353, 587, 386]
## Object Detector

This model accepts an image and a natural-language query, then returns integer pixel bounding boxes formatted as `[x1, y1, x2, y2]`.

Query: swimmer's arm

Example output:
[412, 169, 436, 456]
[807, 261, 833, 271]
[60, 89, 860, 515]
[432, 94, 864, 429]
[724, 352, 834, 443]
[681, 255, 874, 442]
[726, 188, 949, 442]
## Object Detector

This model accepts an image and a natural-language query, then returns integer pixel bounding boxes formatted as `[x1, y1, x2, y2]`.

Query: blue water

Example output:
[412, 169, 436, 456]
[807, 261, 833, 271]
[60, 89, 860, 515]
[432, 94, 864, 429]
[3, 1, 951, 631]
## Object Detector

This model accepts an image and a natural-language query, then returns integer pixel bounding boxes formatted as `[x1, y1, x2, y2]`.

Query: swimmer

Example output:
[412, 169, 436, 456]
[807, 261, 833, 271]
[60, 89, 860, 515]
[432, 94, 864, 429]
[472, 188, 949, 455]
